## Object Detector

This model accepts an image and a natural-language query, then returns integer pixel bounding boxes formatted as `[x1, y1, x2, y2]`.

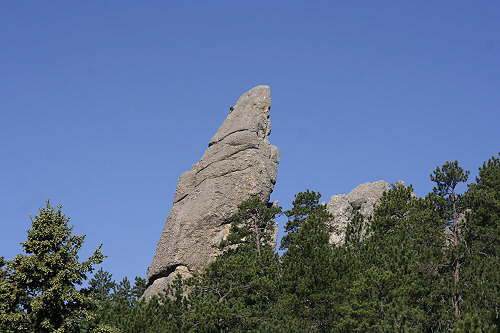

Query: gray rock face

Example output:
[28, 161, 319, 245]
[144, 86, 279, 298]
[327, 180, 390, 244]
[143, 265, 192, 300]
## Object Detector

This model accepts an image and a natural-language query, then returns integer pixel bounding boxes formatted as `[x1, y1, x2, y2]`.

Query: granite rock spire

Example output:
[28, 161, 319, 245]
[144, 86, 279, 298]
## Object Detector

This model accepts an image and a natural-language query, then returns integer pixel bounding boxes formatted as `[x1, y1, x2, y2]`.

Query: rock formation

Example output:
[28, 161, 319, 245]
[327, 180, 391, 244]
[143, 86, 279, 299]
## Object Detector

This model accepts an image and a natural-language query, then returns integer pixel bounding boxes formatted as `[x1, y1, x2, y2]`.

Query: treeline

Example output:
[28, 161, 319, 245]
[1, 155, 498, 332]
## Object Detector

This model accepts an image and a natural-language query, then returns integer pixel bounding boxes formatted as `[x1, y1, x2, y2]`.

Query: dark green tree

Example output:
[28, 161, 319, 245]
[89, 268, 115, 303]
[97, 278, 171, 333]
[0, 201, 104, 333]
[221, 196, 281, 254]
[280, 190, 324, 251]
[278, 190, 344, 332]
[429, 161, 470, 321]
[454, 312, 497, 333]
[460, 155, 500, 329]
[430, 161, 470, 224]
[180, 197, 282, 332]
[81, 268, 154, 333]
[1, 255, 30, 331]
[339, 184, 446, 332]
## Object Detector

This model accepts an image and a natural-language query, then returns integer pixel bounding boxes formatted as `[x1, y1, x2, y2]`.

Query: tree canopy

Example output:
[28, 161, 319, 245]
[0, 202, 104, 333]
[1, 155, 499, 332]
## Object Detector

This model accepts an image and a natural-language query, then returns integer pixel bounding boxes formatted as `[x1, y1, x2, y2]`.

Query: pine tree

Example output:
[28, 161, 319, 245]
[339, 184, 446, 332]
[0, 201, 104, 333]
[86, 275, 174, 332]
[280, 190, 324, 251]
[454, 312, 497, 333]
[0, 255, 30, 332]
[221, 196, 281, 254]
[460, 155, 500, 329]
[429, 161, 470, 321]
[278, 191, 343, 332]
[161, 197, 282, 332]
[89, 268, 115, 303]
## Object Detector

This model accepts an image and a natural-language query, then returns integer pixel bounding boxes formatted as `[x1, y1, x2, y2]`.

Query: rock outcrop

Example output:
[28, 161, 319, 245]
[327, 180, 391, 244]
[143, 86, 279, 299]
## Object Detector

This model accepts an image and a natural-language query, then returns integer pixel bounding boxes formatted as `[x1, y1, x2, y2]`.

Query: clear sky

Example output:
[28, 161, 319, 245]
[1, 1, 499, 281]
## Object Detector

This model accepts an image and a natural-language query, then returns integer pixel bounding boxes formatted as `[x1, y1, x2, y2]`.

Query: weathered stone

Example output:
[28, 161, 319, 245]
[327, 194, 353, 245]
[142, 265, 192, 300]
[327, 180, 390, 244]
[144, 86, 279, 298]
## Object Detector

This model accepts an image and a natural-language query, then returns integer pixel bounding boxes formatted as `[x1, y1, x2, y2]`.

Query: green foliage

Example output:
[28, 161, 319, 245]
[464, 155, 500, 259]
[454, 312, 497, 333]
[344, 210, 365, 247]
[339, 183, 446, 332]
[428, 161, 471, 323]
[92, 325, 122, 333]
[181, 246, 281, 331]
[280, 190, 323, 250]
[460, 155, 500, 329]
[89, 268, 115, 303]
[277, 191, 342, 331]
[4, 156, 500, 332]
[83, 270, 156, 333]
[98, 156, 500, 332]
[179, 197, 282, 331]
[87, 197, 283, 332]
[429, 160, 470, 223]
[220, 196, 281, 254]
[86, 157, 497, 332]
[0, 201, 104, 333]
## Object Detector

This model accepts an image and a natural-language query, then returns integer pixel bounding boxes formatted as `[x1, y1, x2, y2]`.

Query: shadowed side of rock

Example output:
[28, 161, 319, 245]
[143, 86, 279, 299]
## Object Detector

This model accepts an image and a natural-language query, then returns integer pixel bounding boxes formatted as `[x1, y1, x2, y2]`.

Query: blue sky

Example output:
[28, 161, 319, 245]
[1, 1, 499, 281]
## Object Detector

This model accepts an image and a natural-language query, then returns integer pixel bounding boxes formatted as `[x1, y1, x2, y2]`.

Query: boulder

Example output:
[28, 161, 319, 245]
[327, 180, 390, 244]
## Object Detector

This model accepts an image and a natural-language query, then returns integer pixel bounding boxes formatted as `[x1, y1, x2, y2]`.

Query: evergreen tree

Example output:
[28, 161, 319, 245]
[180, 197, 282, 332]
[221, 196, 281, 254]
[460, 155, 500, 329]
[280, 190, 324, 251]
[89, 268, 115, 303]
[84, 270, 176, 333]
[0, 255, 30, 332]
[278, 191, 343, 332]
[429, 161, 470, 321]
[0, 201, 104, 333]
[83, 267, 159, 333]
[454, 312, 497, 333]
[4, 157, 496, 332]
[339, 184, 446, 332]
